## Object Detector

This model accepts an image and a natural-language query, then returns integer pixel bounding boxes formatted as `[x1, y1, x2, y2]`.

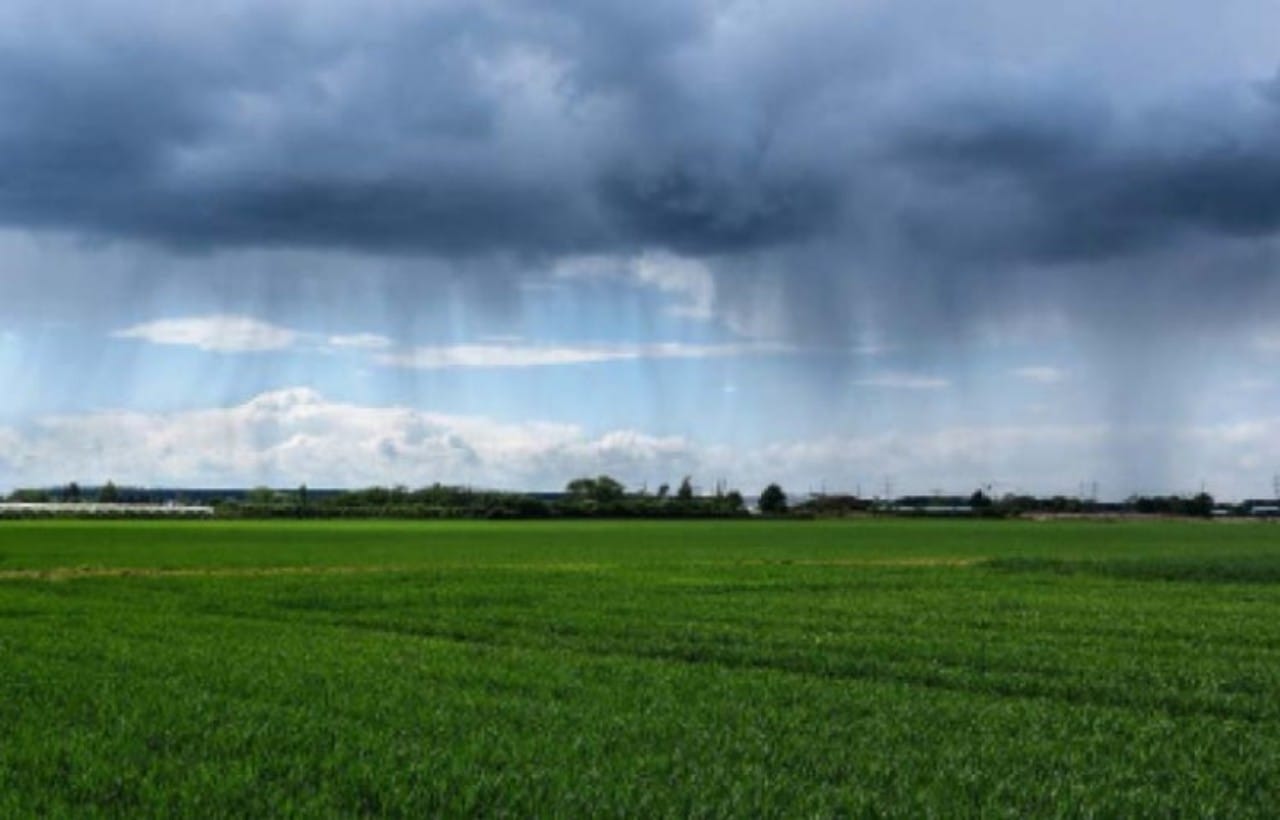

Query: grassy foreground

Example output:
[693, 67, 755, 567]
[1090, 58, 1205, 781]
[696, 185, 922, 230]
[2, 519, 1279, 816]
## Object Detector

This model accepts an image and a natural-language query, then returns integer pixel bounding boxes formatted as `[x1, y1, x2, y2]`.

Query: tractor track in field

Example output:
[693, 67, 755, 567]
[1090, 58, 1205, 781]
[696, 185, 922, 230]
[0, 557, 979, 581]
[0, 564, 413, 581]
[732, 557, 981, 568]
[0, 562, 615, 580]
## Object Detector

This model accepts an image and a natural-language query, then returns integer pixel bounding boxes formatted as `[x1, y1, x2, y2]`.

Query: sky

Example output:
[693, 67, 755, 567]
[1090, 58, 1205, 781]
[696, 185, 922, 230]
[3, 0, 1280, 499]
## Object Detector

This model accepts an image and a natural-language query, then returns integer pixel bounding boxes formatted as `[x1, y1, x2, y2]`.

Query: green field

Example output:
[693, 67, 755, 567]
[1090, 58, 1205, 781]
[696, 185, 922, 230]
[2, 519, 1280, 816]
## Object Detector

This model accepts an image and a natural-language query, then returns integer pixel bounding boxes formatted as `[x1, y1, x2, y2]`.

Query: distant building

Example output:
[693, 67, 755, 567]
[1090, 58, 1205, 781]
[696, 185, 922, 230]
[0, 502, 214, 517]
[891, 496, 974, 516]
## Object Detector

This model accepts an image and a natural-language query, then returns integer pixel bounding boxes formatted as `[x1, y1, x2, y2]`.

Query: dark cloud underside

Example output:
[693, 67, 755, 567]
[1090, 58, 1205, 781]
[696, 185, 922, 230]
[0, 0, 1278, 345]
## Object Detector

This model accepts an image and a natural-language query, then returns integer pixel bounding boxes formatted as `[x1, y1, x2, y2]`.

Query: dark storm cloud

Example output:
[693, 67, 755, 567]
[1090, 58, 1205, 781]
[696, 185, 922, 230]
[0, 1, 888, 255]
[2, 0, 1280, 280]
[597, 166, 841, 253]
[888, 83, 1280, 265]
[0, 3, 601, 253]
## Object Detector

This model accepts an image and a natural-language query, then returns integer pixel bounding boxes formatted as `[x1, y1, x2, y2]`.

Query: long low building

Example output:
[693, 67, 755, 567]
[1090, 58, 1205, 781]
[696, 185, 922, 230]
[0, 502, 214, 517]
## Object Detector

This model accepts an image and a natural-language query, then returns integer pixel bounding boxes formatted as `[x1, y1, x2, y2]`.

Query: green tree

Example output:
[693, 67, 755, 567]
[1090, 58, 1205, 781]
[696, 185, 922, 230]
[592, 475, 625, 502]
[247, 486, 276, 505]
[566, 475, 625, 503]
[676, 476, 694, 502]
[1187, 492, 1214, 518]
[759, 483, 788, 515]
[98, 481, 120, 503]
[8, 488, 50, 503]
[566, 477, 596, 497]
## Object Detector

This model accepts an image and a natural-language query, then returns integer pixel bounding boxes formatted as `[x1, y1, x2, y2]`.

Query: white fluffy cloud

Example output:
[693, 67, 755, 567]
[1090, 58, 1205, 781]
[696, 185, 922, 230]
[327, 333, 393, 351]
[555, 252, 716, 321]
[0, 389, 701, 490]
[374, 341, 785, 370]
[3, 388, 1278, 497]
[114, 315, 299, 353]
[111, 314, 784, 369]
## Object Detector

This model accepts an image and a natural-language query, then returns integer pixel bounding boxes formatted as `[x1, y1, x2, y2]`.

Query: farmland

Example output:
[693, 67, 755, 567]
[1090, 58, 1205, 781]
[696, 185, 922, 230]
[2, 519, 1279, 815]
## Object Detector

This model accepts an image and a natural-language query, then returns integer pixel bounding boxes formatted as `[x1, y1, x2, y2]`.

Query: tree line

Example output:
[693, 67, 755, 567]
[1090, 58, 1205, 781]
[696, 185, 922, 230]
[214, 476, 786, 519]
[5, 480, 1241, 520]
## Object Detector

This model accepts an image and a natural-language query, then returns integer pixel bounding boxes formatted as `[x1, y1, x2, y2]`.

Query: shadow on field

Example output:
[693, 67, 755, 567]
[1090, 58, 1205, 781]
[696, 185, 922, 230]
[984, 556, 1280, 584]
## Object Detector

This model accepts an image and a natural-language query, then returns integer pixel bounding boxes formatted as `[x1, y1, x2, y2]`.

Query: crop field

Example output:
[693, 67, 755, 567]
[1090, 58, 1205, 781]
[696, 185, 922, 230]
[2, 519, 1280, 816]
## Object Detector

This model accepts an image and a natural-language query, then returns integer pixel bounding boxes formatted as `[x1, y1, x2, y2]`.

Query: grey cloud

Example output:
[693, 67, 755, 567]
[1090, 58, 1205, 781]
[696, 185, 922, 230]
[0, 2, 601, 252]
[0, 2, 965, 256]
[881, 75, 1280, 261]
[597, 165, 840, 252]
[2, 0, 1280, 343]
